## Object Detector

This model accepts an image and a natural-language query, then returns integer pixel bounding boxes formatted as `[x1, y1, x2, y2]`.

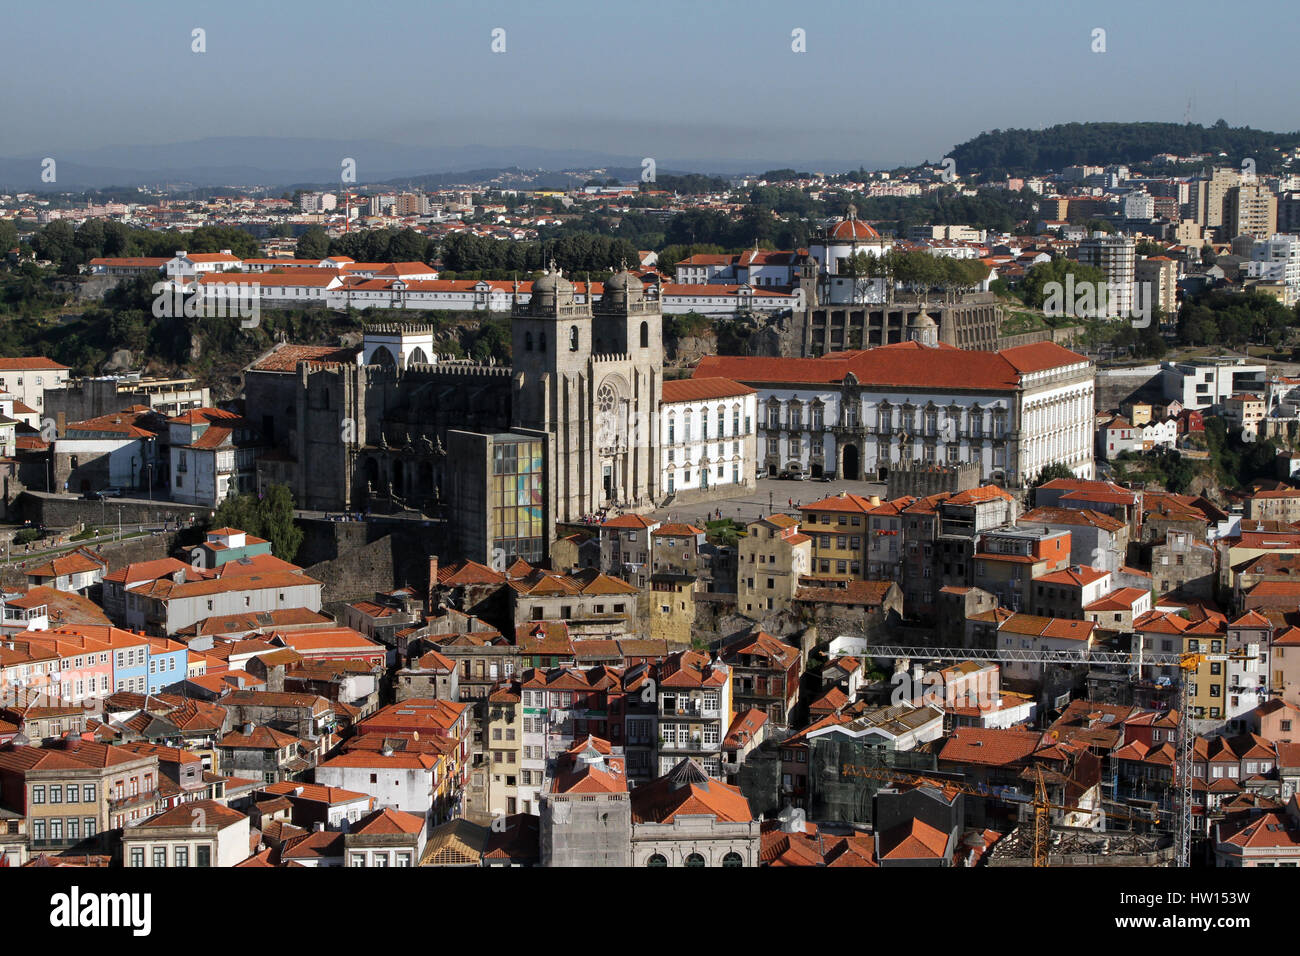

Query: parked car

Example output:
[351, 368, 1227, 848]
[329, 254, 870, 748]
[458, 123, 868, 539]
[94, 487, 123, 498]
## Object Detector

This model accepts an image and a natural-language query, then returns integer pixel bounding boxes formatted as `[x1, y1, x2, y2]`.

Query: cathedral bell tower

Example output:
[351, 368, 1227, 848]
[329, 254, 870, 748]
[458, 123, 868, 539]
[511, 260, 592, 432]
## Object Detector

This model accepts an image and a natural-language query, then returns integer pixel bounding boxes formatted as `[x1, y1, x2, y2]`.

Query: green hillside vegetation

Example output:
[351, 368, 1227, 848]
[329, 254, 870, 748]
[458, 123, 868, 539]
[949, 120, 1299, 177]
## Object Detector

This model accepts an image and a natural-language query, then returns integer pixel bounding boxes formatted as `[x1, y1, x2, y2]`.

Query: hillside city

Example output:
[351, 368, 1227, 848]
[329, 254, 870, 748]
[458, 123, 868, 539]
[5, 124, 1300, 872]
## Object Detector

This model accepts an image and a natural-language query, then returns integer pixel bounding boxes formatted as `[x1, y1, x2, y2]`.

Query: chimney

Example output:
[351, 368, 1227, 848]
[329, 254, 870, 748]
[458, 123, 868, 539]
[242, 722, 254, 736]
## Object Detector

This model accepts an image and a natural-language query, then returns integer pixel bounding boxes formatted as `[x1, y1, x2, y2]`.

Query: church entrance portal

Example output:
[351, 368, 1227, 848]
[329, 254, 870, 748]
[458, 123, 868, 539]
[842, 445, 860, 481]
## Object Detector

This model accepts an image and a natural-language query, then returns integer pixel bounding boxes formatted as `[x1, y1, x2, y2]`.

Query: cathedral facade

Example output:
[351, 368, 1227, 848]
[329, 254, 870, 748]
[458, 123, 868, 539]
[510, 263, 664, 523]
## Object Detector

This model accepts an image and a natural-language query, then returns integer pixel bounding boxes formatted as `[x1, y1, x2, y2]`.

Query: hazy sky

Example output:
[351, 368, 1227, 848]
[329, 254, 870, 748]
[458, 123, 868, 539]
[5, 0, 1299, 170]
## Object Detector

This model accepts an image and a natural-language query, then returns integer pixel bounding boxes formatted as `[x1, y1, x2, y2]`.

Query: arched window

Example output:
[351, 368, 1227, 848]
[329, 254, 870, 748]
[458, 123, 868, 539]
[525, 331, 534, 352]
[640, 321, 649, 349]
[569, 325, 579, 351]
[539, 331, 546, 352]
[323, 389, 330, 410]
[685, 853, 706, 867]
[722, 852, 743, 867]
[647, 853, 667, 867]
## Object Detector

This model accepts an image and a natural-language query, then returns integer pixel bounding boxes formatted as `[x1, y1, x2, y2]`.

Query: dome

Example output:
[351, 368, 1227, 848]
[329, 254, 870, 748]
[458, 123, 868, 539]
[830, 204, 880, 241]
[532, 262, 574, 296]
[604, 264, 642, 294]
[908, 307, 939, 347]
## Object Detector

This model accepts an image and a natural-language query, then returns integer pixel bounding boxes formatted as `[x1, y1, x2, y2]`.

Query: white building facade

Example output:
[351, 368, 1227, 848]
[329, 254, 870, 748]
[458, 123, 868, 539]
[696, 338, 1094, 487]
[658, 379, 758, 498]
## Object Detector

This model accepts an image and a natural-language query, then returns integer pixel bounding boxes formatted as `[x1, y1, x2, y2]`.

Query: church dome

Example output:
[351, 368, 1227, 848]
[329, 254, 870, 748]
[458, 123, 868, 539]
[604, 266, 642, 294]
[532, 262, 574, 297]
[908, 307, 938, 346]
[830, 204, 880, 240]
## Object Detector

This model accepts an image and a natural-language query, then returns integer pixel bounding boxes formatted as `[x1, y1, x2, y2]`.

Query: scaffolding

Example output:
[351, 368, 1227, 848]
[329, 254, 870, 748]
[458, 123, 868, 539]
[864, 643, 1249, 868]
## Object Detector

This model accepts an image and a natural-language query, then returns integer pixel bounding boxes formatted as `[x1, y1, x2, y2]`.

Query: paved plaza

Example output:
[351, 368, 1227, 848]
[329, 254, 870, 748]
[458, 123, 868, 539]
[645, 476, 888, 528]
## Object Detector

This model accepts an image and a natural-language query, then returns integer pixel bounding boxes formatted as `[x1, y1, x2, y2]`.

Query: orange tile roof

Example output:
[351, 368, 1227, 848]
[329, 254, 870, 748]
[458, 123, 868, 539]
[630, 762, 753, 824]
[0, 357, 69, 371]
[879, 817, 951, 860]
[802, 492, 877, 514]
[1035, 565, 1109, 587]
[436, 560, 506, 586]
[137, 799, 246, 830]
[695, 340, 1086, 391]
[661, 377, 755, 402]
[938, 727, 1044, 767]
[946, 485, 1014, 506]
[1084, 587, 1149, 612]
[600, 513, 657, 530]
[349, 807, 425, 835]
[652, 522, 704, 537]
[1019, 506, 1126, 532]
[249, 344, 360, 373]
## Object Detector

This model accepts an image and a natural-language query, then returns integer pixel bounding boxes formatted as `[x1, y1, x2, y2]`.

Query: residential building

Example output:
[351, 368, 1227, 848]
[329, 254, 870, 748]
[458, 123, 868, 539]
[1224, 183, 1277, 240]
[1071, 233, 1137, 317]
[168, 407, 263, 506]
[121, 799, 250, 868]
[722, 631, 801, 725]
[0, 357, 71, 415]
[0, 739, 161, 850]
[343, 807, 427, 867]
[655, 651, 731, 777]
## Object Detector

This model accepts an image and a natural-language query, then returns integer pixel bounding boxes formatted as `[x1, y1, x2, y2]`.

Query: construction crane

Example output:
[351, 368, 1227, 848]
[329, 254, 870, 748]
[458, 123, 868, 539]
[840, 761, 1158, 866]
[862, 644, 1256, 867]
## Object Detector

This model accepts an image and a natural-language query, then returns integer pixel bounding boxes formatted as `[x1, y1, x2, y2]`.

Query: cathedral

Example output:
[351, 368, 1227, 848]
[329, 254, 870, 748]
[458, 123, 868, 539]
[244, 262, 667, 561]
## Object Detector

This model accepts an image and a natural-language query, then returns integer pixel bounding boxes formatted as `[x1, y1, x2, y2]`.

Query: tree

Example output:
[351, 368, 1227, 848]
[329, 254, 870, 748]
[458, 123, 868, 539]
[258, 484, 304, 564]
[210, 482, 303, 562]
[31, 220, 76, 269]
[296, 227, 330, 261]
[1030, 461, 1077, 501]
[1017, 257, 1107, 310]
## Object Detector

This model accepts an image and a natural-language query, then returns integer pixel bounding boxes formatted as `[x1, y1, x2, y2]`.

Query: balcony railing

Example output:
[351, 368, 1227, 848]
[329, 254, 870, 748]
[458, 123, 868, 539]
[659, 739, 719, 752]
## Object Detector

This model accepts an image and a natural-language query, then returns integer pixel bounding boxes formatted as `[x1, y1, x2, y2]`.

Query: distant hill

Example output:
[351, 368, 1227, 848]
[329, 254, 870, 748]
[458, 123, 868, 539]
[948, 121, 1300, 178]
[0, 137, 859, 192]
